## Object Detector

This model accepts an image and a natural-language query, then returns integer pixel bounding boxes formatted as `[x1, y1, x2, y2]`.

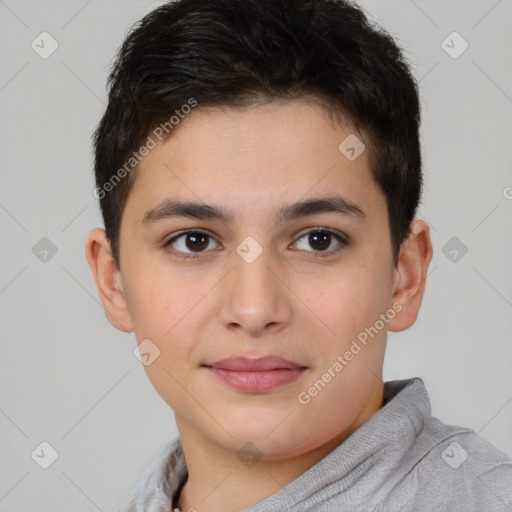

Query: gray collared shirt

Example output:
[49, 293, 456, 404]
[119, 377, 512, 511]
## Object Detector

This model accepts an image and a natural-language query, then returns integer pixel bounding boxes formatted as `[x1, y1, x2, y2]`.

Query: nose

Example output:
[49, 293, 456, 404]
[219, 244, 292, 336]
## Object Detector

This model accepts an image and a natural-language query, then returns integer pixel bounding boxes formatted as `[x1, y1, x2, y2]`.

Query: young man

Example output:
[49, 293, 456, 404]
[86, 0, 512, 510]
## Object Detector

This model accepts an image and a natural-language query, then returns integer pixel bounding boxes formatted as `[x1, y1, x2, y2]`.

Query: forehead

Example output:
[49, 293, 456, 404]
[125, 100, 386, 227]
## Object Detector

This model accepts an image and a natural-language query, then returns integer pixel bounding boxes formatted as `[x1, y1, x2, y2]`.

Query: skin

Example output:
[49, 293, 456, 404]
[86, 99, 432, 512]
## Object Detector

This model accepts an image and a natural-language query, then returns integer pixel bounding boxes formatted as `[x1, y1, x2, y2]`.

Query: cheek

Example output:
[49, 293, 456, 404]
[123, 263, 197, 337]
[300, 264, 391, 341]
[124, 267, 215, 384]
[124, 279, 167, 336]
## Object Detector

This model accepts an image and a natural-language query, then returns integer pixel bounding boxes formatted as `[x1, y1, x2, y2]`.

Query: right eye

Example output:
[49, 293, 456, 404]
[165, 230, 220, 259]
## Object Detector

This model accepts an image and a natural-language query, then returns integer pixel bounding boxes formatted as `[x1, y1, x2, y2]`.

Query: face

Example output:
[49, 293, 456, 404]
[111, 100, 403, 459]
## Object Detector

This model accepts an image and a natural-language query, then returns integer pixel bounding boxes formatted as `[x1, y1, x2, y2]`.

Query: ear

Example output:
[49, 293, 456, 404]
[388, 220, 433, 332]
[85, 228, 133, 333]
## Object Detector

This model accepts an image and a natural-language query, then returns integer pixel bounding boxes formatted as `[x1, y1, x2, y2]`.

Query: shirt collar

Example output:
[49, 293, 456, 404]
[136, 377, 432, 511]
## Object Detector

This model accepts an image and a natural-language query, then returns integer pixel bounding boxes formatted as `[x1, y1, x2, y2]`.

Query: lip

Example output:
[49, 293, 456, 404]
[204, 356, 308, 393]
[206, 356, 306, 371]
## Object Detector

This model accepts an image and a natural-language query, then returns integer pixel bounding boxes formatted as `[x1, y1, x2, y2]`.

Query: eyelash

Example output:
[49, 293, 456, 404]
[164, 228, 349, 260]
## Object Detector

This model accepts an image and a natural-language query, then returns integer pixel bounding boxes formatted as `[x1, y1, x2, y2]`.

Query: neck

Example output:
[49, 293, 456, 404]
[176, 432, 347, 512]
[175, 385, 383, 512]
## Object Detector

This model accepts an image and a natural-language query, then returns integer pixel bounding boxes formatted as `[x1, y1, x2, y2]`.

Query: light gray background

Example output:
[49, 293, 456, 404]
[1, 0, 511, 510]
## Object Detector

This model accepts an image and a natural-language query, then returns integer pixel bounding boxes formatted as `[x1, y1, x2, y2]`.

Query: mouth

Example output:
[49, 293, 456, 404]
[203, 356, 308, 393]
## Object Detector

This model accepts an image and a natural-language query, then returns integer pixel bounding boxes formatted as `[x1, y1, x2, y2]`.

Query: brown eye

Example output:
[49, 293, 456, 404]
[294, 229, 348, 256]
[166, 231, 218, 258]
[308, 232, 331, 251]
[184, 233, 209, 252]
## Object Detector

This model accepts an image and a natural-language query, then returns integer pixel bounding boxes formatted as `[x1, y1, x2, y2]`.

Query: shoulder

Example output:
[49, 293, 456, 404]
[383, 419, 512, 512]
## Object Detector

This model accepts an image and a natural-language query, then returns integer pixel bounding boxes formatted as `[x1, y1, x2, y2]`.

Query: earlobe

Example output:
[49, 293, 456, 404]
[388, 220, 433, 333]
[85, 228, 134, 333]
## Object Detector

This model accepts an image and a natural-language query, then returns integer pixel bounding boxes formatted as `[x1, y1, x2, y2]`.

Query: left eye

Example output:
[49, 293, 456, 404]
[294, 229, 346, 254]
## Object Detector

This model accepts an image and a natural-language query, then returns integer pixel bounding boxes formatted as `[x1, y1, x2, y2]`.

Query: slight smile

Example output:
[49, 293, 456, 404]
[203, 356, 309, 393]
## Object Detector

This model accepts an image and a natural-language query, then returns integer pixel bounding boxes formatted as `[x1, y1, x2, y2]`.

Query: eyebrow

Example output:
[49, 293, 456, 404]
[142, 194, 367, 225]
